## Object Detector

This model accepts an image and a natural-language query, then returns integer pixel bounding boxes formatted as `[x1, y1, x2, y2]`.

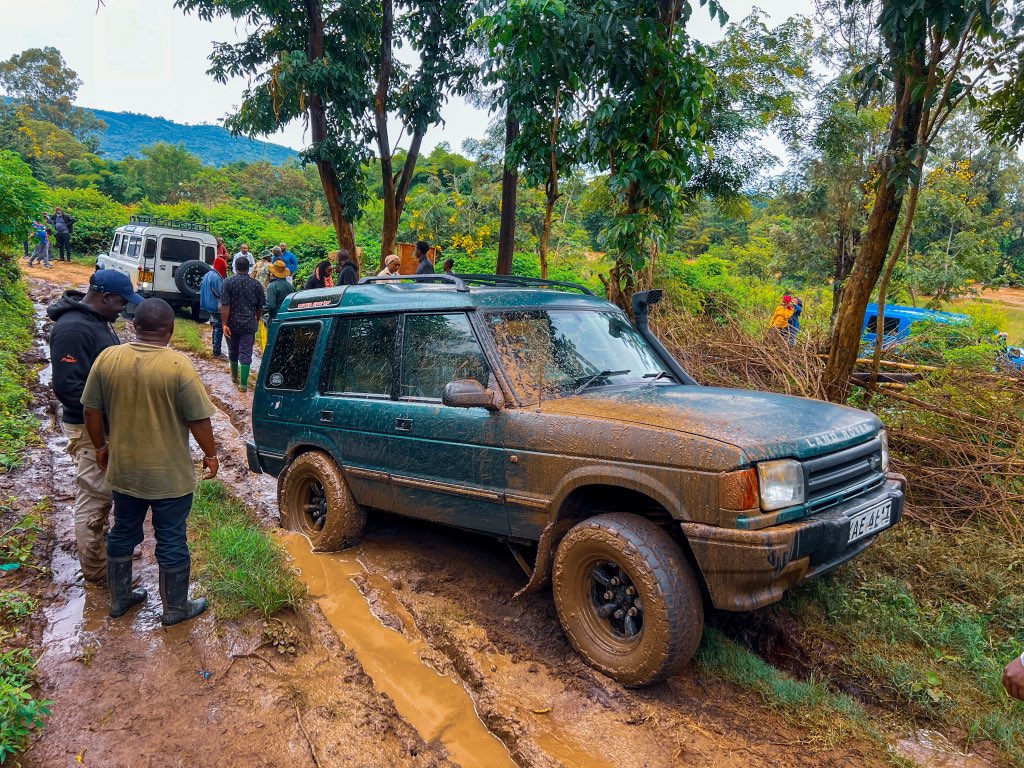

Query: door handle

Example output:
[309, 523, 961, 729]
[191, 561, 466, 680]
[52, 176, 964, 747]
[394, 418, 413, 432]
[320, 410, 334, 423]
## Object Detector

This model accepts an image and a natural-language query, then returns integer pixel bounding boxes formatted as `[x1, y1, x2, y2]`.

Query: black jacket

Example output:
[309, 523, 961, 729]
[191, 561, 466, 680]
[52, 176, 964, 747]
[415, 255, 434, 274]
[338, 260, 358, 285]
[47, 291, 120, 424]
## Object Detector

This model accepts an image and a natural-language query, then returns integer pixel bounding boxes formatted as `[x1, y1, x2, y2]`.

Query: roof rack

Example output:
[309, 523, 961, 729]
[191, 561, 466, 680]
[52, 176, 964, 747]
[454, 274, 594, 295]
[358, 274, 470, 292]
[128, 214, 211, 233]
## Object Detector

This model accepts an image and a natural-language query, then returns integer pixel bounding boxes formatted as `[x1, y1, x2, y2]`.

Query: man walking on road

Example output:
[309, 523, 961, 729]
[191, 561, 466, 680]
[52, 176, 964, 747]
[220, 256, 265, 392]
[82, 298, 217, 624]
[199, 263, 225, 357]
[27, 220, 51, 268]
[48, 270, 143, 585]
[47, 206, 76, 262]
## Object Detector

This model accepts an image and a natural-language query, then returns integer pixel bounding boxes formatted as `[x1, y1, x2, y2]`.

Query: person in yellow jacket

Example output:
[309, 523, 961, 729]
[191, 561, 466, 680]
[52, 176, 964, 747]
[770, 295, 795, 338]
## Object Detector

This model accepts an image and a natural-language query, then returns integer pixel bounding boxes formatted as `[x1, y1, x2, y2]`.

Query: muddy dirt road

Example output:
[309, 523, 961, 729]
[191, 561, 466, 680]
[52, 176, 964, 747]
[18, 264, 896, 767]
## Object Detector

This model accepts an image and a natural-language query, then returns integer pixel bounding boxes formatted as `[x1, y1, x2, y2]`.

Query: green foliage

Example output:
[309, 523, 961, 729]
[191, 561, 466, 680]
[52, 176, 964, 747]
[0, 151, 46, 251]
[0, 591, 36, 623]
[189, 481, 305, 619]
[0, 642, 50, 763]
[0, 256, 38, 473]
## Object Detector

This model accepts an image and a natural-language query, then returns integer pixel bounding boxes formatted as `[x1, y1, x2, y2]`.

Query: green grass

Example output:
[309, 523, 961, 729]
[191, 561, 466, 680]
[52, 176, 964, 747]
[188, 481, 304, 620]
[778, 523, 1024, 764]
[171, 318, 210, 358]
[0, 254, 40, 472]
[948, 296, 1024, 344]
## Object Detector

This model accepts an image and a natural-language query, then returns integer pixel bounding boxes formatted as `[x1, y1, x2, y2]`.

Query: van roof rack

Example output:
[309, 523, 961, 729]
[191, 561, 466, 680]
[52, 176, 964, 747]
[357, 273, 594, 296]
[128, 214, 211, 233]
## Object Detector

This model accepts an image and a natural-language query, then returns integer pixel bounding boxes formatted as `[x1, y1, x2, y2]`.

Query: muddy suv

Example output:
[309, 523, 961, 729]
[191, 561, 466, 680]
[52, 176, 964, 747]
[95, 215, 217, 318]
[247, 275, 905, 686]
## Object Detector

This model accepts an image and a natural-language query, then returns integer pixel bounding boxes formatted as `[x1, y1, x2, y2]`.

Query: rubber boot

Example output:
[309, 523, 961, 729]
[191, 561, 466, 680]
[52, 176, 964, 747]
[107, 555, 147, 618]
[239, 364, 250, 392]
[159, 565, 207, 626]
[230, 360, 239, 384]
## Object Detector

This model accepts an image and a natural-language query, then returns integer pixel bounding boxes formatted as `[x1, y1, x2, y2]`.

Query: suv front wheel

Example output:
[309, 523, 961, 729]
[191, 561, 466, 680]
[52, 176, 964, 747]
[279, 451, 367, 551]
[552, 513, 704, 686]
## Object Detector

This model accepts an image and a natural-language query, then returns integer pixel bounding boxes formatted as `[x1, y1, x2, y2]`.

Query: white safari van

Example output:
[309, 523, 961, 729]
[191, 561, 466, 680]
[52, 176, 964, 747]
[96, 215, 217, 318]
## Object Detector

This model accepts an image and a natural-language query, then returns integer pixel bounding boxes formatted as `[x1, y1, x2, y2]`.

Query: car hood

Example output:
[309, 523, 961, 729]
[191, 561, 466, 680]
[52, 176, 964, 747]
[540, 385, 881, 462]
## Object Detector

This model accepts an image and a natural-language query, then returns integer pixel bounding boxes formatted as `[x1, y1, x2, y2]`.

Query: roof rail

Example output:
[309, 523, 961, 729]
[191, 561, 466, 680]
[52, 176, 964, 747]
[454, 274, 595, 296]
[128, 214, 211, 233]
[358, 274, 470, 292]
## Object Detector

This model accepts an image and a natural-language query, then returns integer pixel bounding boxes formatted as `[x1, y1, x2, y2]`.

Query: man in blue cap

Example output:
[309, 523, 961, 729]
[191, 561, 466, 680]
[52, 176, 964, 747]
[48, 270, 144, 585]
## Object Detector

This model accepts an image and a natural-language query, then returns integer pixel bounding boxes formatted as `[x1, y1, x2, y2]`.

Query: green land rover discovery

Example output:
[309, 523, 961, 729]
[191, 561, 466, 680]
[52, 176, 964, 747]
[247, 274, 905, 686]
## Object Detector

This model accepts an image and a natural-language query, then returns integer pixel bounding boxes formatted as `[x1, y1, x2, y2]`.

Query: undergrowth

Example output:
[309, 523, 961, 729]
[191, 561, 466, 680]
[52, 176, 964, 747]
[0, 254, 39, 471]
[189, 480, 304, 619]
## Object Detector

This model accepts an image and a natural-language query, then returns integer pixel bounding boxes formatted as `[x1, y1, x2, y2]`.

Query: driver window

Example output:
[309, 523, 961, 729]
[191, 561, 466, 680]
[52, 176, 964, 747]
[401, 313, 489, 400]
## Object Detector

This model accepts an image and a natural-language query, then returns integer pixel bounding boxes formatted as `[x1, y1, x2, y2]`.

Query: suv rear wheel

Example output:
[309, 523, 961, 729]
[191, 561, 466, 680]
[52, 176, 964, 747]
[552, 513, 703, 686]
[175, 259, 210, 300]
[279, 451, 367, 551]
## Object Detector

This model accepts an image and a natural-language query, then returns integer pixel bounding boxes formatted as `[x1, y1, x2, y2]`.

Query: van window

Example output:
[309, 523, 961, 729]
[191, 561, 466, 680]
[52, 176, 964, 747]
[144, 237, 157, 259]
[265, 323, 321, 391]
[401, 313, 489, 399]
[866, 315, 902, 337]
[326, 316, 398, 396]
[205, 246, 215, 265]
[160, 237, 201, 263]
[111, 233, 122, 254]
[119, 235, 129, 255]
[126, 236, 142, 259]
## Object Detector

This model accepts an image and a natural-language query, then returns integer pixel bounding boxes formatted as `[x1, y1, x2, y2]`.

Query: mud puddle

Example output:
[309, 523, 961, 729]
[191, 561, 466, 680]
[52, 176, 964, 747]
[281, 531, 516, 768]
[895, 731, 997, 768]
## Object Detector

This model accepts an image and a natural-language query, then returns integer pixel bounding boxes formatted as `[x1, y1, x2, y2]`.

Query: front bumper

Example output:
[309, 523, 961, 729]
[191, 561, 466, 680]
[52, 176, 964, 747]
[682, 474, 905, 612]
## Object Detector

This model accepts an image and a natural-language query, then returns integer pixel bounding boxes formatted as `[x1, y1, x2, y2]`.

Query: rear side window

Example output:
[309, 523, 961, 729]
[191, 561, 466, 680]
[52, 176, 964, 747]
[119, 236, 129, 255]
[160, 237, 201, 263]
[111, 233, 122, 254]
[265, 323, 321, 391]
[126, 236, 142, 259]
[401, 313, 489, 399]
[866, 315, 901, 337]
[144, 237, 157, 258]
[205, 246, 215, 264]
[326, 316, 398, 396]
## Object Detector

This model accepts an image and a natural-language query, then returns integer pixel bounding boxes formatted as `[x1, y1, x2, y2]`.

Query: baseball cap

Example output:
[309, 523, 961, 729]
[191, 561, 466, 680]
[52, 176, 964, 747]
[90, 270, 145, 304]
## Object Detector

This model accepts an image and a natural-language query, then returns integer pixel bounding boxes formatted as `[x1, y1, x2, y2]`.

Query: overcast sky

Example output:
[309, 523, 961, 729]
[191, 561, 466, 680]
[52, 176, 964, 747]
[1, 0, 805, 158]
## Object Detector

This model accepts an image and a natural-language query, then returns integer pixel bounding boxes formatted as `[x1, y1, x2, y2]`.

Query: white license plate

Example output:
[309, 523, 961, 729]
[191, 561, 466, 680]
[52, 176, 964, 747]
[847, 500, 893, 543]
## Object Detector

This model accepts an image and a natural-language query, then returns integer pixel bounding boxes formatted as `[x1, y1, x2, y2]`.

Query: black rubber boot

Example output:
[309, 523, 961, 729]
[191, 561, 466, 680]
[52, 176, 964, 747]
[159, 565, 208, 626]
[107, 555, 147, 618]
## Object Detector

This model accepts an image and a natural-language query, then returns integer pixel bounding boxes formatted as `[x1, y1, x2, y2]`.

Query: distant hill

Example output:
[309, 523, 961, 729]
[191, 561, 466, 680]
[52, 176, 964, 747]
[89, 107, 299, 166]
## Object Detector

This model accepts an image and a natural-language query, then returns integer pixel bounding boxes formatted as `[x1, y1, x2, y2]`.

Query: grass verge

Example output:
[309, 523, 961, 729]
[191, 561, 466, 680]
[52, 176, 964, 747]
[777, 523, 1024, 765]
[171, 317, 211, 358]
[0, 254, 40, 472]
[188, 480, 304, 620]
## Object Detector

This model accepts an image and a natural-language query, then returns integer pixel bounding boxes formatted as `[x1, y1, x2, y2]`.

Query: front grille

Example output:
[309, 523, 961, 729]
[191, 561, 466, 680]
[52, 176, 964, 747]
[803, 437, 885, 510]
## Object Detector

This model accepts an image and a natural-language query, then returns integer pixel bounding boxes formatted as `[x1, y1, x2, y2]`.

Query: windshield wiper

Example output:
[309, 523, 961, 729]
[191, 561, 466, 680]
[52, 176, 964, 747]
[643, 371, 675, 385]
[570, 369, 631, 397]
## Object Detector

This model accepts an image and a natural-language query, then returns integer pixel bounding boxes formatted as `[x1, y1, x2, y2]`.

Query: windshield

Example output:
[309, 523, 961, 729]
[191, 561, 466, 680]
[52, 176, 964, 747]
[484, 309, 668, 403]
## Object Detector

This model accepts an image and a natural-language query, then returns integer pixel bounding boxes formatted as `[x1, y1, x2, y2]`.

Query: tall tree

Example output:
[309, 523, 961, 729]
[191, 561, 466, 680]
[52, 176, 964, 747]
[177, 0, 374, 258]
[374, 0, 475, 264]
[0, 47, 105, 144]
[823, 0, 1021, 401]
[482, 0, 589, 279]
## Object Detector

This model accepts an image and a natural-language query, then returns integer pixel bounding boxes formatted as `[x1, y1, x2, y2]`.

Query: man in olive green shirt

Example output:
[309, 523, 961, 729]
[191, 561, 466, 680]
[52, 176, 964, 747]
[82, 298, 219, 625]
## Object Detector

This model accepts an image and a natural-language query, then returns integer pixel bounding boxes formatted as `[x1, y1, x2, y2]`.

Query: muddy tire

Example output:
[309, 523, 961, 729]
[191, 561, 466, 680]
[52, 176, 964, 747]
[278, 451, 367, 551]
[552, 513, 703, 687]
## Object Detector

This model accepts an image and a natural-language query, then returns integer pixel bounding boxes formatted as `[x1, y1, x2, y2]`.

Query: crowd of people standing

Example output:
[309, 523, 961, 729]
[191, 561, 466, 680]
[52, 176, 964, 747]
[25, 206, 77, 268]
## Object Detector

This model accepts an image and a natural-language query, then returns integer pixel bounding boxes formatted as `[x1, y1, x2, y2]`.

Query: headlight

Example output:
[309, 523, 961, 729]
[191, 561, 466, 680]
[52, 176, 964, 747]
[757, 459, 805, 511]
[879, 429, 889, 472]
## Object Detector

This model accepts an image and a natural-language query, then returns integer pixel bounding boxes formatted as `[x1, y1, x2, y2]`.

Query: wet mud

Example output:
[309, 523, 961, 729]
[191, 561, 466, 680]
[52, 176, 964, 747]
[18, 263, 977, 767]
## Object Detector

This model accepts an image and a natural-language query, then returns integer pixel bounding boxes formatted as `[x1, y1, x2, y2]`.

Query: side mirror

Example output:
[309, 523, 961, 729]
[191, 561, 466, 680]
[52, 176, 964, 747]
[443, 379, 503, 412]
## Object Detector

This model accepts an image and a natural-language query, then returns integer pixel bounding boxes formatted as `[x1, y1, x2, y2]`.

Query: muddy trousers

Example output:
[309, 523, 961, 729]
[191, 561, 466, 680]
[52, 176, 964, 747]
[108, 492, 192, 569]
[63, 422, 113, 583]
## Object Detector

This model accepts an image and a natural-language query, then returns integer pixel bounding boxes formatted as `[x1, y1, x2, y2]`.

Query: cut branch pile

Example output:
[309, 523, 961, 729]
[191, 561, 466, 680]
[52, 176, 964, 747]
[654, 306, 1024, 543]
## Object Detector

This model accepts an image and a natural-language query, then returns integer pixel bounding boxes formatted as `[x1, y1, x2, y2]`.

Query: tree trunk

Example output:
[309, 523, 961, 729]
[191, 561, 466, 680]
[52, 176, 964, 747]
[497, 113, 519, 275]
[539, 189, 556, 280]
[823, 52, 926, 402]
[831, 220, 850, 321]
[304, 0, 356, 262]
[538, 92, 561, 281]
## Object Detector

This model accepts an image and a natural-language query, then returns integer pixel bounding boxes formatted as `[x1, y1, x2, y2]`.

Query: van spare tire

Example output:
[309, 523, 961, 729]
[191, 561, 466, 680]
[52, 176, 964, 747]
[175, 260, 211, 299]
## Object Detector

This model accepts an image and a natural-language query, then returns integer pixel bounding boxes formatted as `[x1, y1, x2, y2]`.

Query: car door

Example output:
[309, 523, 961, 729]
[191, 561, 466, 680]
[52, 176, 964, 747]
[317, 314, 401, 511]
[155, 235, 201, 293]
[386, 311, 509, 536]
